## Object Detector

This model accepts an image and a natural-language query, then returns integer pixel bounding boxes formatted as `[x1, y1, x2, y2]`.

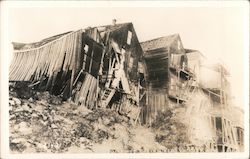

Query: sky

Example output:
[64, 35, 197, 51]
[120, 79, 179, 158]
[7, 2, 248, 108]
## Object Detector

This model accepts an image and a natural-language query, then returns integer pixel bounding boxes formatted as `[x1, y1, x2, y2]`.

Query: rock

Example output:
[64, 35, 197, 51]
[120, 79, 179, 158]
[37, 100, 47, 106]
[40, 120, 48, 126]
[9, 114, 15, 120]
[42, 115, 48, 121]
[51, 124, 57, 129]
[9, 105, 13, 111]
[11, 137, 27, 143]
[10, 141, 27, 152]
[102, 117, 111, 126]
[15, 107, 24, 112]
[35, 142, 47, 151]
[9, 100, 15, 106]
[12, 97, 21, 105]
[22, 103, 31, 112]
[31, 113, 38, 118]
[49, 97, 62, 105]
[18, 122, 32, 135]
[13, 124, 20, 131]
[51, 110, 56, 115]
[35, 105, 45, 113]
[28, 97, 34, 102]
[28, 103, 35, 109]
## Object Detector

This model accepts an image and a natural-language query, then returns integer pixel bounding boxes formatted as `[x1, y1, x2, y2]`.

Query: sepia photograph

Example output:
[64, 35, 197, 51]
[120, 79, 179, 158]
[0, 1, 249, 159]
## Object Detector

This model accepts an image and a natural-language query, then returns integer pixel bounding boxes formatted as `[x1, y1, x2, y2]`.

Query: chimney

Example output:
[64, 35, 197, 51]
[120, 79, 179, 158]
[112, 19, 117, 25]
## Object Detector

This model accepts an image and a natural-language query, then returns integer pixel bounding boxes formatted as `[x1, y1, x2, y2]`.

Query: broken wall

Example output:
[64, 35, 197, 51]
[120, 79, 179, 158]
[107, 23, 143, 83]
[10, 30, 83, 97]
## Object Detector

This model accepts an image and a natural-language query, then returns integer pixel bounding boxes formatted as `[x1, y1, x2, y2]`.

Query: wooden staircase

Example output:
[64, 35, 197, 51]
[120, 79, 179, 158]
[100, 43, 131, 107]
[100, 68, 121, 107]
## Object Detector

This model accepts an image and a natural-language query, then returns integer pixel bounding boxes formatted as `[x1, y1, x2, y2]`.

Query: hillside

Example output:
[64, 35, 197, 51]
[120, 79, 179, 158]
[9, 82, 212, 153]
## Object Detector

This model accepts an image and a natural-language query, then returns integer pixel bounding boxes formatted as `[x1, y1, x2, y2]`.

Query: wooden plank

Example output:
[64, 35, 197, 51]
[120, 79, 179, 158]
[69, 33, 78, 97]
[85, 74, 94, 107]
[91, 77, 98, 108]
[76, 30, 82, 73]
[20, 51, 30, 80]
[86, 76, 95, 108]
[82, 74, 92, 106]
[134, 107, 141, 125]
[9, 53, 21, 80]
[28, 49, 39, 81]
[63, 33, 72, 71]
[13, 52, 23, 80]
[85, 76, 93, 107]
[17, 52, 28, 80]
[90, 77, 97, 109]
[79, 73, 90, 105]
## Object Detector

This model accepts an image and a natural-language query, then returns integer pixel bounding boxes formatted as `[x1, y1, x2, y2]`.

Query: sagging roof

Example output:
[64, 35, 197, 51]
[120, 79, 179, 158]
[12, 22, 133, 51]
[12, 31, 72, 51]
[140, 34, 180, 52]
[10, 30, 83, 81]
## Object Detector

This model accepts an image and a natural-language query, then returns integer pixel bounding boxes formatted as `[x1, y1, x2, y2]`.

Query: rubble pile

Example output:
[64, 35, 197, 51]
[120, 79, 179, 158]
[9, 87, 165, 153]
[9, 87, 210, 153]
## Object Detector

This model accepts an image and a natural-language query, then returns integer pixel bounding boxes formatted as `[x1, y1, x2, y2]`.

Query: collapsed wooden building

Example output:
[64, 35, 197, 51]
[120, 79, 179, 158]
[10, 22, 145, 122]
[10, 22, 244, 152]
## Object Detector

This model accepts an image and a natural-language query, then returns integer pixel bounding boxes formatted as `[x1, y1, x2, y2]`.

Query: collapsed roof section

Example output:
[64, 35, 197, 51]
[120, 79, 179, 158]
[10, 30, 83, 82]
[10, 29, 104, 103]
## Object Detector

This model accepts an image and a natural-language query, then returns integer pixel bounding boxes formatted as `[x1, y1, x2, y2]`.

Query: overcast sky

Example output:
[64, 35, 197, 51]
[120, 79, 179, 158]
[7, 2, 248, 107]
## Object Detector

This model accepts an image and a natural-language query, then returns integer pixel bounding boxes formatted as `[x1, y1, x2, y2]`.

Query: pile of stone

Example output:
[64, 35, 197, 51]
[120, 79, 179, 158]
[9, 91, 131, 153]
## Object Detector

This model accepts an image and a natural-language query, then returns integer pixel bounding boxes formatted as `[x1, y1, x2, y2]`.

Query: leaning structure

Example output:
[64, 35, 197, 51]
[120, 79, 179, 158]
[10, 22, 244, 152]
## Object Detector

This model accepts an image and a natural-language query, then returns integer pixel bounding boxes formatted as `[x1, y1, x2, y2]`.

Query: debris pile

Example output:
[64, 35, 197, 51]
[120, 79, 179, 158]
[9, 86, 165, 153]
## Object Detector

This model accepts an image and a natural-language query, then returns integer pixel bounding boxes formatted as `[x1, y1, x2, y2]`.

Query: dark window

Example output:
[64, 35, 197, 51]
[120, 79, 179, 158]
[216, 117, 222, 130]
[218, 145, 223, 152]
[216, 117, 223, 143]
